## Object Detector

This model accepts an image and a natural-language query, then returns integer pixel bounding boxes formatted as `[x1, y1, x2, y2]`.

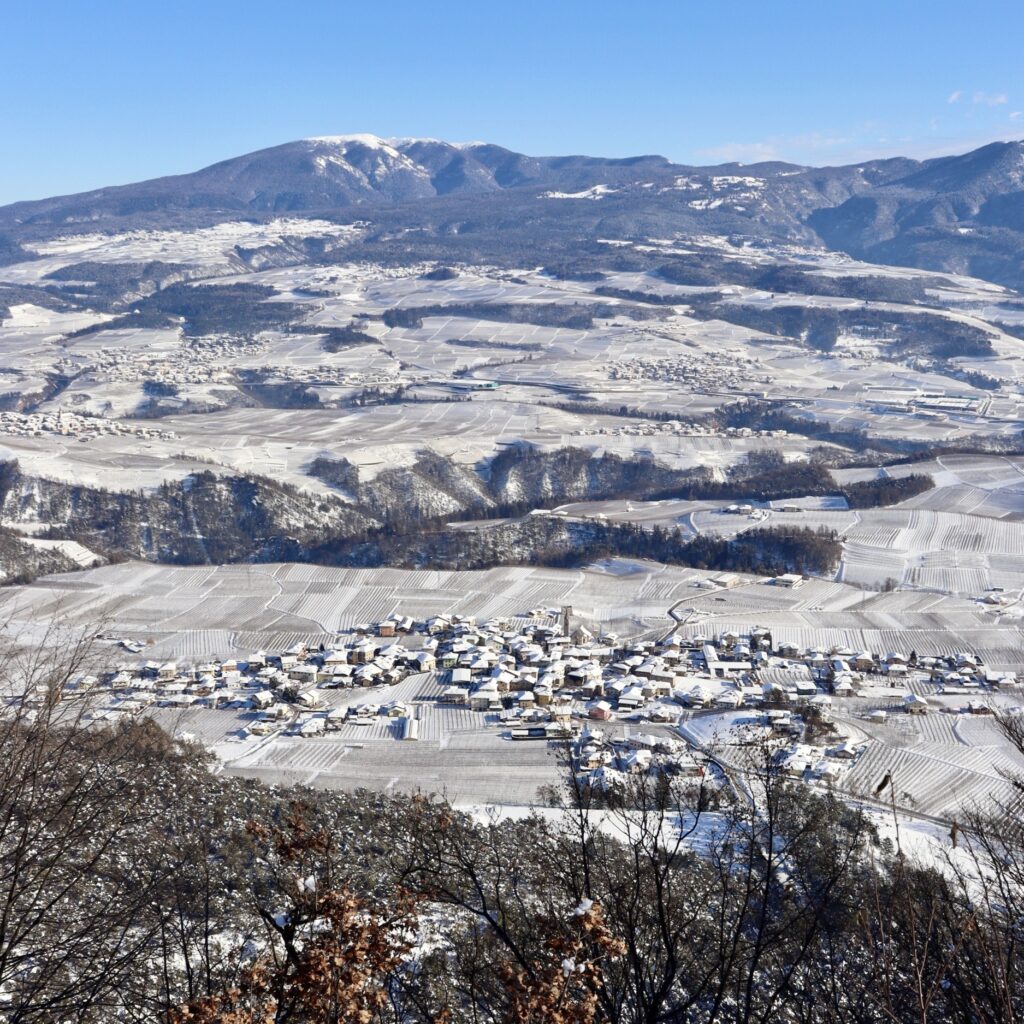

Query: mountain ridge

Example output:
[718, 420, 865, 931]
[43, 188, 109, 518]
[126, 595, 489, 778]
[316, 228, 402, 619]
[2, 134, 1023, 289]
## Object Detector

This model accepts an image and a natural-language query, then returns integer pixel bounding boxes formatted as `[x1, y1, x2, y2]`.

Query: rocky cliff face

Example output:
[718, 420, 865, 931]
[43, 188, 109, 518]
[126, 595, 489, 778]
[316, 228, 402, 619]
[310, 446, 698, 524]
[486, 446, 685, 506]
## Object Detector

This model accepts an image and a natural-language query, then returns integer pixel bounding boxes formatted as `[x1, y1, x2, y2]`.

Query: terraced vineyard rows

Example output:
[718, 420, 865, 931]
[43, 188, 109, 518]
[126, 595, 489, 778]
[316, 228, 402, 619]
[842, 740, 1018, 818]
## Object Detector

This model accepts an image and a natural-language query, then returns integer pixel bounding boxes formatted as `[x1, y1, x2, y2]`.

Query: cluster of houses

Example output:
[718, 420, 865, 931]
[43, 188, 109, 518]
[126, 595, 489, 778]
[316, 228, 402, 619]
[721, 502, 771, 520]
[820, 645, 1013, 698]
[79, 618, 1014, 726]
[70, 622, 434, 731]
[571, 726, 705, 793]
[247, 363, 403, 390]
[772, 736, 867, 783]
[54, 615, 1019, 795]
[76, 345, 239, 387]
[431, 615, 755, 731]
[691, 566, 805, 590]
[606, 352, 772, 393]
[575, 422, 790, 440]
[657, 629, 1015, 701]
[0, 410, 176, 442]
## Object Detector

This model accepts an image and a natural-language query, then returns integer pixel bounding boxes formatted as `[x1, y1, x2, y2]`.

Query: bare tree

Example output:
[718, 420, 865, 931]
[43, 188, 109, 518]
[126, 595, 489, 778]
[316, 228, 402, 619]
[0, 621, 217, 1022]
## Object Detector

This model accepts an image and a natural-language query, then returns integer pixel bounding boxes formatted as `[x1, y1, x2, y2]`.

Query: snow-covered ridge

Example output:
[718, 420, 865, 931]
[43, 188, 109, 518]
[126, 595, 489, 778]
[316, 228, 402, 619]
[305, 133, 399, 149]
[303, 136, 436, 185]
[541, 184, 622, 201]
[8, 219, 365, 279]
[304, 134, 490, 150]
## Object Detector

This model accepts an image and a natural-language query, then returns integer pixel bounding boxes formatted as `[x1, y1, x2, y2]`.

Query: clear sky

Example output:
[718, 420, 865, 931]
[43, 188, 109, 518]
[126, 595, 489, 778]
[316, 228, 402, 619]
[2, 0, 1022, 205]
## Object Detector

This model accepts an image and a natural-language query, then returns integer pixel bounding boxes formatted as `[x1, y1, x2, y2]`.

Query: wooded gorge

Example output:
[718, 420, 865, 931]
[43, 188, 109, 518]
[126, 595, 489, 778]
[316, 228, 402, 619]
[0, 446, 879, 580]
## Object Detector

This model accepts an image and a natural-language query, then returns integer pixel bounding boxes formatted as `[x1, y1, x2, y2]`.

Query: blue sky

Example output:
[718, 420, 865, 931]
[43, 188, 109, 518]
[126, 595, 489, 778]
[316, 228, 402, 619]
[2, 0, 1022, 205]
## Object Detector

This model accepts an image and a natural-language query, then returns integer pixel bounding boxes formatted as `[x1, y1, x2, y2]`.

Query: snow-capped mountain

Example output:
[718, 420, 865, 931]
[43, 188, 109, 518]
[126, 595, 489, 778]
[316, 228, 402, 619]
[0, 134, 674, 225]
[1, 135, 1023, 289]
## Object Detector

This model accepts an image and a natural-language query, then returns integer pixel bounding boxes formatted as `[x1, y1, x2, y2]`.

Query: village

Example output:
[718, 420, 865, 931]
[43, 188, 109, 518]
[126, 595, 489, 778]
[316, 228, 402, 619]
[51, 339, 264, 387]
[0, 409, 177, 442]
[56, 602, 1021, 812]
[606, 351, 774, 392]
[60, 340, 405, 393]
[572, 421, 791, 440]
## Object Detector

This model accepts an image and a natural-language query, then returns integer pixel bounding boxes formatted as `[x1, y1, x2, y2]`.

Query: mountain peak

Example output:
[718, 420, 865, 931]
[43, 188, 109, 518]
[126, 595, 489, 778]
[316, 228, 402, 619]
[302, 134, 484, 152]
[304, 133, 397, 150]
[4, 136, 1024, 291]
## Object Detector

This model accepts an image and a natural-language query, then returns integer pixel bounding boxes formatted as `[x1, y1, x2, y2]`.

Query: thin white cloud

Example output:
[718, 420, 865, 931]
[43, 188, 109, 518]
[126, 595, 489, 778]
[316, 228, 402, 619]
[696, 132, 853, 165]
[973, 91, 1009, 106]
[1010, 111, 1022, 121]
[835, 131, 1022, 162]
[690, 128, 1023, 168]
[948, 90, 962, 104]
[796, 133, 852, 149]
[694, 141, 778, 163]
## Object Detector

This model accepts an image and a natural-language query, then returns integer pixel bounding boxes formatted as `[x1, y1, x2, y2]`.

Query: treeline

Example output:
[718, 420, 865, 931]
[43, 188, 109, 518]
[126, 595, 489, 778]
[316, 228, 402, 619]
[656, 254, 945, 305]
[419, 265, 459, 280]
[649, 459, 837, 503]
[684, 294, 997, 359]
[316, 323, 379, 352]
[0, 463, 372, 568]
[0, 282, 71, 324]
[839, 473, 934, 508]
[753, 265, 943, 304]
[593, 285, 701, 305]
[567, 523, 842, 577]
[578, 522, 842, 577]
[540, 398, 692, 422]
[714, 398, 1024, 463]
[0, 232, 34, 267]
[540, 262, 606, 281]
[43, 259, 189, 309]
[66, 282, 304, 339]
[307, 455, 360, 493]
[671, 525, 842, 576]
[446, 337, 543, 351]
[6, 663, 1024, 1024]
[308, 518, 842, 576]
[0, 526, 80, 583]
[380, 300, 663, 331]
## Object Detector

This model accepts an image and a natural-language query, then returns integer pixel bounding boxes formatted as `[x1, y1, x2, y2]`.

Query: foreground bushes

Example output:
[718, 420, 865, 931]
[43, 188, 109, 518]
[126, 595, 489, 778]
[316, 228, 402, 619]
[3, 636, 1024, 1022]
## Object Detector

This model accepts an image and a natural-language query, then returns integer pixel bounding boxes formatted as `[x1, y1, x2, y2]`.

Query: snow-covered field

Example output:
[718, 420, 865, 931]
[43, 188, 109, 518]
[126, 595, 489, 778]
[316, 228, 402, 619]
[1, 219, 365, 283]
[0, 559, 708, 656]
[4, 221, 1024, 819]
[2, 225, 1022, 498]
[3, 233, 1023, 608]
[3, 556, 1021, 669]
